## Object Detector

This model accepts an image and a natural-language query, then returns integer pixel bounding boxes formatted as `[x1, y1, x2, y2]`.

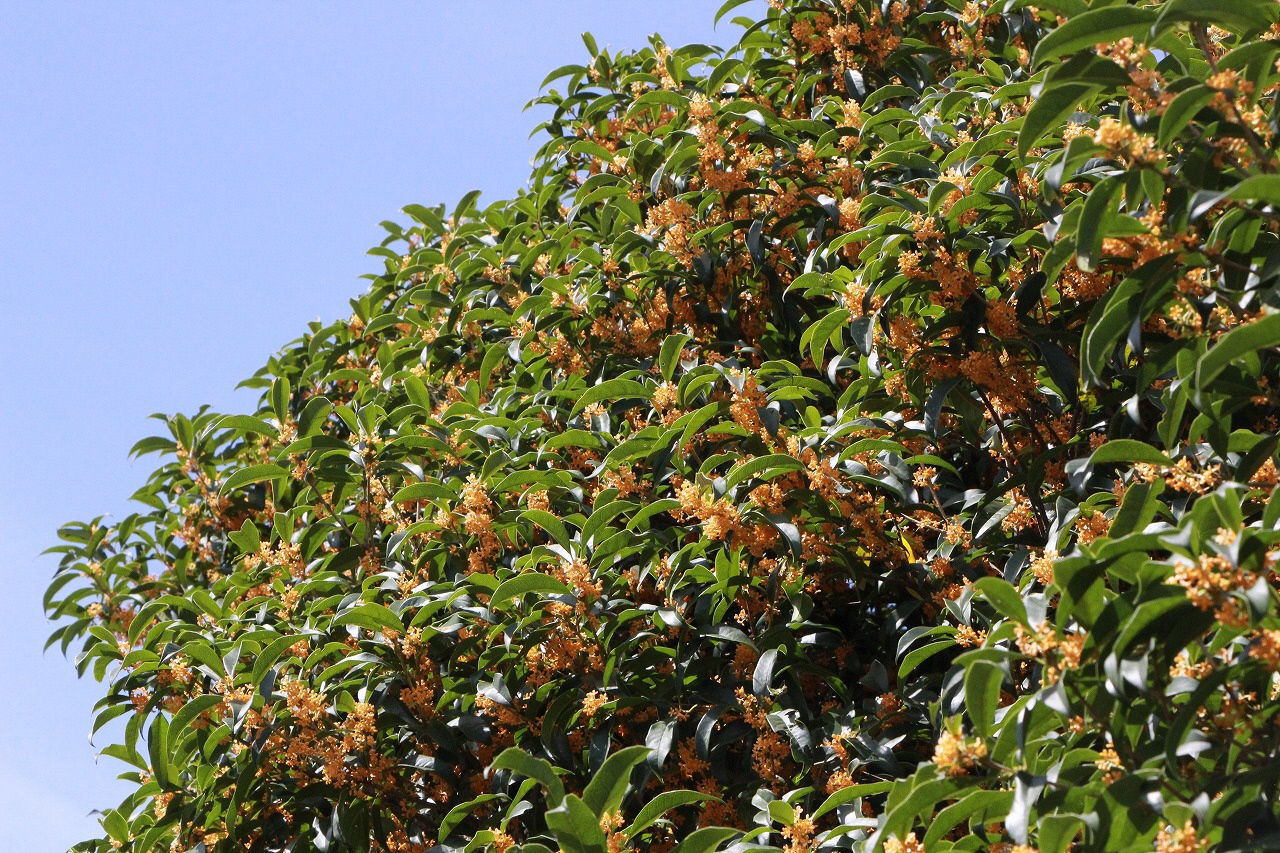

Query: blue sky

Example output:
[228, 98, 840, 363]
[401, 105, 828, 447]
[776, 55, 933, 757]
[0, 3, 761, 848]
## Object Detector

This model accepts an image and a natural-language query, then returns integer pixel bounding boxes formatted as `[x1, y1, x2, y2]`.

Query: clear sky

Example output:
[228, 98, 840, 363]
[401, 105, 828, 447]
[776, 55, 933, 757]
[0, 3, 761, 849]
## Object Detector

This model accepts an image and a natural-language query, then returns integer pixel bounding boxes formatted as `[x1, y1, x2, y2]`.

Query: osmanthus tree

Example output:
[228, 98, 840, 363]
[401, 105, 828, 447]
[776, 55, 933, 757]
[45, 0, 1280, 850]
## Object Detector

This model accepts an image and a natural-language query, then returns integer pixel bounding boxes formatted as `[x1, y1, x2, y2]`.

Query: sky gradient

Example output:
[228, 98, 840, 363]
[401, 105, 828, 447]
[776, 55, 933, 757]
[0, 3, 760, 848]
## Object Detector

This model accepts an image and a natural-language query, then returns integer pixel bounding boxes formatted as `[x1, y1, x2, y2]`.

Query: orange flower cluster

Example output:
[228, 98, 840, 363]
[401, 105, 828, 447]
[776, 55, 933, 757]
[883, 833, 926, 853]
[1172, 552, 1258, 628]
[460, 474, 502, 573]
[1155, 820, 1210, 853]
[931, 726, 987, 776]
[1017, 622, 1085, 685]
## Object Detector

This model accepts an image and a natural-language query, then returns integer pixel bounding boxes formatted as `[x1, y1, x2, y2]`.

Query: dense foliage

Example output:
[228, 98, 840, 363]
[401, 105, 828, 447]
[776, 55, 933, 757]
[46, 0, 1280, 850]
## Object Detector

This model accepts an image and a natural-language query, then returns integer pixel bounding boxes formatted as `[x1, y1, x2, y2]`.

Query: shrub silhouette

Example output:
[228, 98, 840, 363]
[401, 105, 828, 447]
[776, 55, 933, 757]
[47, 1, 1280, 851]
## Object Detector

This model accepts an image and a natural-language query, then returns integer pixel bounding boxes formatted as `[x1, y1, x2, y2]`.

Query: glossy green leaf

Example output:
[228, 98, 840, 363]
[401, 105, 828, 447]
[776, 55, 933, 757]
[545, 794, 608, 853]
[1195, 311, 1280, 389]
[964, 660, 1004, 738]
[519, 509, 572, 548]
[723, 453, 804, 490]
[1032, 6, 1158, 67]
[670, 827, 739, 853]
[582, 745, 653, 817]
[491, 572, 573, 607]
[1019, 82, 1099, 160]
[1088, 439, 1174, 467]
[220, 463, 288, 493]
[167, 695, 223, 754]
[659, 333, 693, 381]
[332, 602, 404, 634]
[1158, 85, 1214, 148]
[626, 791, 717, 837]
[570, 378, 650, 416]
[1075, 175, 1123, 273]
[1155, 0, 1277, 35]
[493, 748, 566, 805]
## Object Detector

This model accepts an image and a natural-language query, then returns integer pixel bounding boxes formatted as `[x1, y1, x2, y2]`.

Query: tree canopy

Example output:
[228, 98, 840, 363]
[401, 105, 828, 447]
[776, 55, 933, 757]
[46, 0, 1280, 851]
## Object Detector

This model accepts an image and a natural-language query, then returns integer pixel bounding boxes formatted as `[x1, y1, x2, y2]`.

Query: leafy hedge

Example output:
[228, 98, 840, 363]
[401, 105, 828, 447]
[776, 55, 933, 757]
[46, 0, 1280, 851]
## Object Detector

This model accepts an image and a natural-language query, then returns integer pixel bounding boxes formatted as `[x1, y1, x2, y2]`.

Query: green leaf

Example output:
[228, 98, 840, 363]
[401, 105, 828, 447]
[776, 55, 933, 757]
[270, 376, 291, 421]
[582, 745, 653, 817]
[964, 661, 1004, 738]
[228, 519, 261, 555]
[102, 810, 129, 843]
[1019, 81, 1100, 160]
[99, 742, 147, 772]
[332, 602, 404, 634]
[1114, 595, 1199, 657]
[1038, 814, 1085, 853]
[1164, 670, 1230, 769]
[168, 695, 223, 753]
[1229, 174, 1280, 206]
[627, 498, 681, 531]
[923, 790, 1014, 849]
[811, 781, 896, 820]
[296, 395, 333, 436]
[1158, 383, 1189, 452]
[803, 308, 851, 370]
[659, 333, 692, 381]
[714, 0, 756, 26]
[1158, 85, 1215, 148]
[402, 203, 442, 228]
[545, 794, 608, 853]
[1080, 259, 1177, 387]
[752, 647, 779, 696]
[925, 377, 962, 437]
[541, 63, 587, 90]
[570, 378, 650, 416]
[450, 188, 483, 221]
[543, 429, 603, 451]
[148, 713, 173, 790]
[519, 509, 572, 548]
[439, 794, 504, 842]
[1088, 439, 1174, 467]
[974, 577, 1029, 624]
[182, 640, 227, 675]
[392, 482, 456, 503]
[768, 799, 796, 826]
[1032, 6, 1158, 67]
[128, 435, 177, 458]
[493, 748, 567, 805]
[1195, 311, 1280, 389]
[880, 776, 964, 844]
[677, 402, 723, 450]
[490, 572, 573, 607]
[479, 343, 510, 389]
[1155, 0, 1277, 35]
[1075, 176, 1124, 273]
[220, 464, 288, 493]
[1041, 50, 1135, 89]
[581, 499, 637, 544]
[626, 790, 717, 838]
[402, 374, 432, 409]
[217, 414, 280, 437]
[671, 826, 739, 853]
[899, 640, 953, 679]
[249, 633, 309, 686]
[724, 453, 805, 490]
[1108, 479, 1165, 538]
